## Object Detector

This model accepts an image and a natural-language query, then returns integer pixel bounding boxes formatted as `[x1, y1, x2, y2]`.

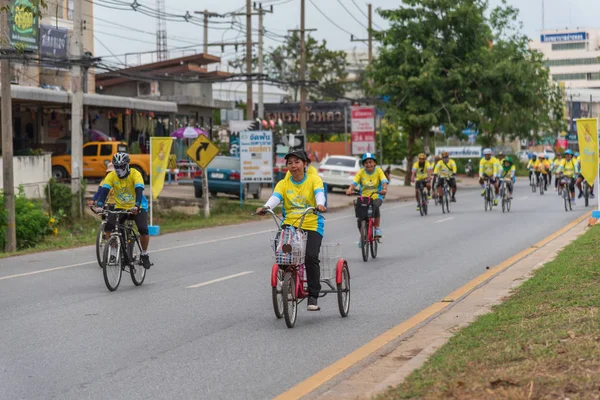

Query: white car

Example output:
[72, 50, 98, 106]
[318, 155, 361, 192]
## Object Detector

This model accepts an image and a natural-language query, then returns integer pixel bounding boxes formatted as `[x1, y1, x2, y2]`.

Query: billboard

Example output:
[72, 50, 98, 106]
[540, 32, 587, 43]
[239, 130, 274, 184]
[264, 101, 349, 134]
[351, 106, 376, 155]
[9, 0, 39, 52]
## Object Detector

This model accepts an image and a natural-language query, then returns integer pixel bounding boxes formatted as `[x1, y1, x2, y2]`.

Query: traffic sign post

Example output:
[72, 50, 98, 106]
[186, 135, 220, 218]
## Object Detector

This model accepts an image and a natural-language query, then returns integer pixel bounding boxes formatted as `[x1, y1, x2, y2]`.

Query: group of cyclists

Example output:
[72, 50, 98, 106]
[526, 149, 595, 205]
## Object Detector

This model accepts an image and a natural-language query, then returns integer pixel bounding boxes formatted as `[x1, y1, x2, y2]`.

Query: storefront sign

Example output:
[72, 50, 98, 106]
[435, 146, 482, 158]
[351, 106, 376, 155]
[541, 32, 587, 43]
[264, 102, 348, 134]
[240, 130, 273, 183]
[10, 0, 39, 52]
[40, 25, 68, 57]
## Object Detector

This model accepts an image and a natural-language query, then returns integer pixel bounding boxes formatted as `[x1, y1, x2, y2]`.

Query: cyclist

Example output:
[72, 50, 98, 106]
[257, 150, 326, 311]
[556, 149, 578, 205]
[346, 153, 388, 239]
[479, 148, 500, 205]
[434, 151, 458, 202]
[285, 150, 318, 177]
[497, 151, 505, 165]
[95, 153, 152, 269]
[500, 157, 516, 199]
[431, 154, 442, 199]
[526, 153, 537, 185]
[90, 163, 116, 209]
[576, 157, 595, 200]
[552, 153, 563, 191]
[411, 153, 432, 210]
[535, 154, 550, 191]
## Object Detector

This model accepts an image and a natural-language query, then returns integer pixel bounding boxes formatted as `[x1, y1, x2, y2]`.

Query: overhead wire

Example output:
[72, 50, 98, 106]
[309, 0, 357, 37]
[335, 0, 368, 30]
[349, 0, 384, 31]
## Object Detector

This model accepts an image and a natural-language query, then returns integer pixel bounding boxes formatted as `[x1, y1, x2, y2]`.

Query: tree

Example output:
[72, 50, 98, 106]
[378, 120, 407, 165]
[265, 32, 349, 101]
[370, 0, 492, 185]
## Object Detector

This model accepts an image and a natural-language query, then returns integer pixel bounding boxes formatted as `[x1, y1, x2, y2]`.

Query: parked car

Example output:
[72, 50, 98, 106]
[193, 156, 262, 200]
[317, 155, 361, 192]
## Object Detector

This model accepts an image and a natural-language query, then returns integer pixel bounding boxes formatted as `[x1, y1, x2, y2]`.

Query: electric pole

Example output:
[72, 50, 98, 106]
[300, 0, 306, 148]
[253, 3, 273, 119]
[194, 10, 220, 54]
[368, 3, 373, 63]
[246, 0, 253, 120]
[1, 0, 16, 252]
[71, 0, 83, 218]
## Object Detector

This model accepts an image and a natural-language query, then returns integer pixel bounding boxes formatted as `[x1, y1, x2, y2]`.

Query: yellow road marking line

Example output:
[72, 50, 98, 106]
[275, 210, 591, 400]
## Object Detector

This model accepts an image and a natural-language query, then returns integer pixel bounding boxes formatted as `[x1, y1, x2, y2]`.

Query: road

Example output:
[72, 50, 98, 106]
[0, 181, 588, 399]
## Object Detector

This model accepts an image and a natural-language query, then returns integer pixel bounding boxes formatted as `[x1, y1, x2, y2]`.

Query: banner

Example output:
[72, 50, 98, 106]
[576, 118, 598, 186]
[10, 0, 39, 52]
[240, 130, 273, 183]
[434, 146, 482, 158]
[351, 106, 376, 155]
[151, 137, 173, 200]
[264, 101, 349, 134]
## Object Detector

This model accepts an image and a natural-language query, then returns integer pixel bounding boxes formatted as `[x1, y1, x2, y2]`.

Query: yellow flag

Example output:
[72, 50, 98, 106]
[576, 118, 598, 186]
[151, 137, 173, 200]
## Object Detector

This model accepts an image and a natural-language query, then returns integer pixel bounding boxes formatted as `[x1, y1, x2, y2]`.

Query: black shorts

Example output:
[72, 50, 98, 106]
[437, 177, 456, 189]
[105, 209, 149, 236]
[415, 180, 429, 190]
[356, 198, 382, 228]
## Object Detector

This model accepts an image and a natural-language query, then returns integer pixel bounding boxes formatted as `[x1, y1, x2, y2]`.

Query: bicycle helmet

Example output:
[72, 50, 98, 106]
[483, 148, 492, 155]
[418, 153, 426, 160]
[441, 151, 449, 158]
[565, 149, 573, 155]
[575, 152, 580, 157]
[361, 152, 377, 164]
[112, 152, 131, 178]
[504, 157, 513, 164]
[531, 154, 537, 160]
[539, 153, 545, 159]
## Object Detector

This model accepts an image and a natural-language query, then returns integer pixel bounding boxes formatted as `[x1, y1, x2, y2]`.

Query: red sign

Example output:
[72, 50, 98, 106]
[351, 106, 376, 155]
[556, 138, 568, 150]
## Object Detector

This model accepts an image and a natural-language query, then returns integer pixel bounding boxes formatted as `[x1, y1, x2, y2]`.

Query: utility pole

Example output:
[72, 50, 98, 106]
[194, 10, 220, 54]
[253, 3, 273, 119]
[246, 0, 253, 121]
[368, 3, 373, 63]
[1, 0, 16, 252]
[71, 0, 83, 218]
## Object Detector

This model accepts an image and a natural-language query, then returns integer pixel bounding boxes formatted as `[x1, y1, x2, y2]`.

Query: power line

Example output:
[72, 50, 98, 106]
[309, 0, 356, 36]
[335, 0, 368, 30]
[349, 0, 383, 30]
[95, 35, 127, 66]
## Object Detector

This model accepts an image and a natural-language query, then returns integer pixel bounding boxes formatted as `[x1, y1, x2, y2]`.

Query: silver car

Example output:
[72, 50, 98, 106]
[318, 155, 361, 192]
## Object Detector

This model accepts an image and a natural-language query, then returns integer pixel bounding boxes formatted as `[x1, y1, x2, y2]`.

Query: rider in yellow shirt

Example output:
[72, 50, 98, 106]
[534, 154, 550, 191]
[551, 153, 563, 191]
[479, 148, 500, 205]
[411, 153, 432, 210]
[434, 151, 458, 202]
[556, 149, 579, 205]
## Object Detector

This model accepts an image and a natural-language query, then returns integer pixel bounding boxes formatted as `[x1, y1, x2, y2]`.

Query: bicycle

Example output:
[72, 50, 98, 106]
[440, 179, 451, 214]
[257, 208, 350, 328]
[483, 176, 495, 212]
[537, 173, 545, 195]
[416, 180, 429, 216]
[559, 176, 572, 212]
[529, 171, 537, 193]
[92, 207, 148, 291]
[353, 193, 381, 262]
[499, 178, 512, 213]
[94, 204, 115, 268]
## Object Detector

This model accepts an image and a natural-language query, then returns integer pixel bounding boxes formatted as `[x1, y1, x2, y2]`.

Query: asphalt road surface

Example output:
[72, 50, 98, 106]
[0, 181, 588, 399]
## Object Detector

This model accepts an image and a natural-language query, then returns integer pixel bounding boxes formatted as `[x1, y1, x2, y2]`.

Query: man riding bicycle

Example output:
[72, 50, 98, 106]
[535, 154, 550, 191]
[434, 151, 458, 202]
[479, 148, 500, 205]
[257, 150, 326, 311]
[411, 153, 432, 210]
[500, 157, 516, 199]
[345, 153, 388, 240]
[552, 153, 563, 191]
[431, 154, 442, 197]
[556, 149, 579, 205]
[526, 154, 538, 184]
[95, 153, 152, 269]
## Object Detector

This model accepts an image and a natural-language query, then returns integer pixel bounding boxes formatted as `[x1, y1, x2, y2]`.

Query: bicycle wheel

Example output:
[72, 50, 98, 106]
[531, 176, 536, 193]
[563, 191, 569, 212]
[282, 271, 297, 328]
[423, 196, 428, 215]
[418, 190, 424, 217]
[360, 220, 369, 262]
[129, 239, 146, 286]
[444, 190, 450, 213]
[484, 191, 489, 211]
[507, 198, 511, 212]
[337, 264, 350, 317]
[539, 179, 544, 195]
[370, 233, 378, 259]
[272, 268, 284, 319]
[569, 195, 572, 211]
[96, 222, 107, 268]
[103, 236, 123, 292]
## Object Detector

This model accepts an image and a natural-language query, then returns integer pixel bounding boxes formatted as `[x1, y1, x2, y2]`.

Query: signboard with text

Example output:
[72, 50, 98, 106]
[10, 0, 39, 52]
[351, 106, 376, 155]
[240, 130, 273, 183]
[540, 32, 587, 43]
[435, 146, 482, 158]
[264, 102, 349, 134]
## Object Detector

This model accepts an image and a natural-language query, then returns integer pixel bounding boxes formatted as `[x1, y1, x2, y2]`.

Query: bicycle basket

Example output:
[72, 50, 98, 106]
[271, 226, 308, 265]
[354, 197, 373, 219]
[319, 243, 343, 281]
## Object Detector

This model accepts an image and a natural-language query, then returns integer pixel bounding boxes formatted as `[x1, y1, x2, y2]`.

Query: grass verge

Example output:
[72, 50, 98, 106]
[379, 225, 600, 399]
[0, 199, 263, 259]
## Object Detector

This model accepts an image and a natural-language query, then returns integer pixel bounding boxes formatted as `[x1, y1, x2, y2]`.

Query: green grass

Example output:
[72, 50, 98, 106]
[379, 225, 600, 400]
[0, 199, 264, 259]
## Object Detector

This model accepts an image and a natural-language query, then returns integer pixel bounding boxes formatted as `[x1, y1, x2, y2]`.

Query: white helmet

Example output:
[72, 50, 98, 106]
[483, 148, 492, 155]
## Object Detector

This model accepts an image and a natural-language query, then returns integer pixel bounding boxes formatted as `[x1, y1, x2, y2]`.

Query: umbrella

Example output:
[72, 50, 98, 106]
[170, 126, 207, 139]
[89, 130, 112, 142]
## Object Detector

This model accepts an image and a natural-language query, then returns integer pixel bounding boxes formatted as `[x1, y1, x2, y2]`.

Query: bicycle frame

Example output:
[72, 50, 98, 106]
[100, 209, 139, 267]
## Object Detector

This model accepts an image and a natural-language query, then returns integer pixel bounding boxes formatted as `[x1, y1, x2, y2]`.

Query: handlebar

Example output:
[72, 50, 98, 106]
[90, 206, 136, 216]
[254, 207, 320, 230]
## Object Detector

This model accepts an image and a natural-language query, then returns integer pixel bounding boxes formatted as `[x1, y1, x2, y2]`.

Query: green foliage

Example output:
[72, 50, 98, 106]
[0, 187, 55, 250]
[45, 179, 85, 218]
[129, 141, 142, 154]
[379, 121, 407, 164]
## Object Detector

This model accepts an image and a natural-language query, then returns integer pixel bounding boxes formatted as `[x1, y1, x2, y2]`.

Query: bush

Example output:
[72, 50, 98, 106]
[0, 188, 58, 250]
[45, 178, 86, 218]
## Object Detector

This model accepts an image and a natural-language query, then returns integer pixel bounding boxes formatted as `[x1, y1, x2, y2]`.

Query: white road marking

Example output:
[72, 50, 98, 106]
[187, 271, 254, 288]
[0, 261, 96, 281]
[434, 217, 455, 223]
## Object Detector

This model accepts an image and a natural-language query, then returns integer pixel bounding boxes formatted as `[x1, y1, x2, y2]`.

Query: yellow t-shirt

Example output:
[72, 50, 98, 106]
[535, 160, 550, 174]
[99, 178, 116, 205]
[500, 165, 516, 178]
[412, 161, 432, 181]
[285, 164, 318, 179]
[352, 167, 389, 200]
[273, 173, 325, 235]
[434, 159, 457, 179]
[557, 159, 578, 178]
[102, 169, 148, 210]
[479, 157, 499, 177]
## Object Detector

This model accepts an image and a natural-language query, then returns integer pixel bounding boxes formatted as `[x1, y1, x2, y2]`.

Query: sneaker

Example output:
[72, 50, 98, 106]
[451, 197, 456, 203]
[481, 189, 485, 196]
[374, 228, 382, 237]
[493, 199, 498, 206]
[591, 193, 596, 199]
[572, 199, 576, 206]
[416, 205, 420, 211]
[307, 296, 320, 311]
[141, 254, 152, 269]
[578, 192, 583, 199]
[554, 187, 557, 192]
[357, 239, 362, 249]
